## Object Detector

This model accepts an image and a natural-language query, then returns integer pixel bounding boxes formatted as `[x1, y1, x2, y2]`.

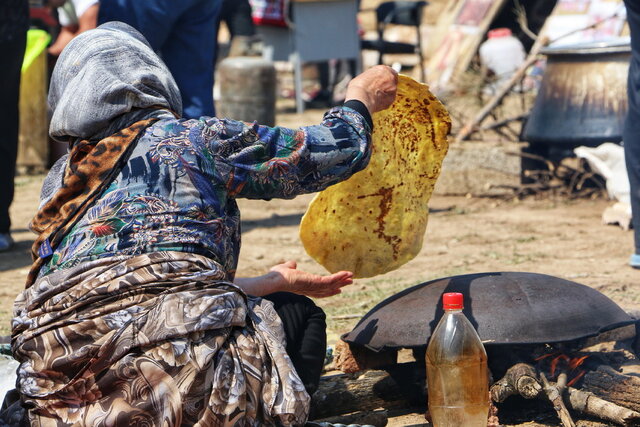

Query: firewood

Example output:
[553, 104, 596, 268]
[567, 387, 640, 427]
[490, 362, 542, 402]
[581, 365, 640, 413]
[540, 372, 576, 427]
[310, 363, 426, 420]
[490, 361, 640, 426]
[333, 340, 397, 374]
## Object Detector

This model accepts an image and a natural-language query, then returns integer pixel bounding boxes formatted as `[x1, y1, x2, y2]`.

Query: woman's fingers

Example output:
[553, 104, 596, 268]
[267, 261, 355, 298]
[304, 271, 352, 298]
[320, 270, 353, 286]
[271, 260, 297, 271]
[269, 262, 354, 298]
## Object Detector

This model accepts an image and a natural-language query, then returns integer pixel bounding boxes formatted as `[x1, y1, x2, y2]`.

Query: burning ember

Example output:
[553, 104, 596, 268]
[534, 352, 589, 387]
[487, 332, 640, 427]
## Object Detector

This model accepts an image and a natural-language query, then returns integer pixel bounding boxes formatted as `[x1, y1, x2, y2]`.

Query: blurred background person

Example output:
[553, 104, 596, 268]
[0, 0, 29, 252]
[98, 0, 222, 119]
[624, 0, 640, 268]
[47, 0, 99, 56]
[220, 0, 259, 57]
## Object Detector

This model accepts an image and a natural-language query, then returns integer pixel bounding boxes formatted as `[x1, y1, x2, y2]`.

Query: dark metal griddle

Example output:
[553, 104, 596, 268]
[342, 272, 634, 351]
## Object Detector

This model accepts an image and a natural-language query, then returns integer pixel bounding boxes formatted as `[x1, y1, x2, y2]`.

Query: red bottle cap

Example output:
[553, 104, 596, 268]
[488, 28, 512, 39]
[442, 292, 464, 310]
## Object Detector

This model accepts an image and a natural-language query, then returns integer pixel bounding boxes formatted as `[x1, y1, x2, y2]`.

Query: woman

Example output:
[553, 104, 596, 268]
[10, 22, 396, 426]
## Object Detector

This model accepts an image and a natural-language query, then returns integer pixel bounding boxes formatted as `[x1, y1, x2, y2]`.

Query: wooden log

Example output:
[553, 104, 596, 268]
[455, 35, 549, 143]
[310, 363, 426, 420]
[581, 365, 640, 413]
[540, 372, 576, 427]
[490, 363, 541, 402]
[490, 362, 640, 426]
[333, 339, 397, 374]
[567, 387, 640, 427]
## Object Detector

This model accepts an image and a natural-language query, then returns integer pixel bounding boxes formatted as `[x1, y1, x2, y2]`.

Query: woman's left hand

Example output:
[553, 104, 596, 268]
[269, 260, 353, 298]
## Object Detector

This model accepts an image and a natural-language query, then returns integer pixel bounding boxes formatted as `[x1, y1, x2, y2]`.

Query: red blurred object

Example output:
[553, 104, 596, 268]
[488, 27, 512, 39]
[30, 6, 58, 30]
[250, 0, 289, 27]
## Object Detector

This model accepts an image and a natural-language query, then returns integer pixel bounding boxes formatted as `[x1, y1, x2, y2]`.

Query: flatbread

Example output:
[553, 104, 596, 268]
[299, 75, 451, 278]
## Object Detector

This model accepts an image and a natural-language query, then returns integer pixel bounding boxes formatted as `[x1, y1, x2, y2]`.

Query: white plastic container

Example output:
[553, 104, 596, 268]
[479, 28, 526, 82]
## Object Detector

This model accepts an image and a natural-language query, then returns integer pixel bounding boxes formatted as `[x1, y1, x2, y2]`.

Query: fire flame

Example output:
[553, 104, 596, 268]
[534, 352, 589, 386]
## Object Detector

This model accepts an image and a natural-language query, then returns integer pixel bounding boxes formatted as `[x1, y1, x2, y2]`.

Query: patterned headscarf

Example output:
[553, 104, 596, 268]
[48, 21, 182, 142]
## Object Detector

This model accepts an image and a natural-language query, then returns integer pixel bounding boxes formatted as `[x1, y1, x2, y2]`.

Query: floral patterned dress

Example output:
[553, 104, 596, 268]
[38, 107, 370, 280]
[12, 107, 371, 426]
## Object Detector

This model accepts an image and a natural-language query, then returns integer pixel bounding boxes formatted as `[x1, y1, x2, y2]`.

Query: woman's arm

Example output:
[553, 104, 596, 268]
[77, 3, 98, 33]
[206, 66, 398, 200]
[47, 3, 98, 56]
[48, 26, 77, 56]
[234, 261, 353, 297]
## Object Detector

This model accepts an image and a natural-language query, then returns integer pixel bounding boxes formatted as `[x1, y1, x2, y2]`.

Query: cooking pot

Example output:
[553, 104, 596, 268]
[521, 39, 631, 147]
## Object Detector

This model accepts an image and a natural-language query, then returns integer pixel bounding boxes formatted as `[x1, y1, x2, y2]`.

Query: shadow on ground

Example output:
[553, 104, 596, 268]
[0, 239, 33, 273]
[242, 213, 303, 232]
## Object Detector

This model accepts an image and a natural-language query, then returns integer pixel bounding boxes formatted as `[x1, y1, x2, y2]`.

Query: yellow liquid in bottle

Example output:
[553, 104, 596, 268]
[426, 357, 489, 426]
[426, 311, 489, 427]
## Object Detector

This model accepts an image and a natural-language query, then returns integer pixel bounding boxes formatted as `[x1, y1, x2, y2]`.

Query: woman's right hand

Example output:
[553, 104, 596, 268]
[234, 261, 353, 298]
[345, 65, 398, 114]
[269, 260, 353, 298]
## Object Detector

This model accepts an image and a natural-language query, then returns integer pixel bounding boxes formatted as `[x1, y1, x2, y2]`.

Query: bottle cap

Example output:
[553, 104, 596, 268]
[488, 28, 512, 39]
[442, 292, 463, 310]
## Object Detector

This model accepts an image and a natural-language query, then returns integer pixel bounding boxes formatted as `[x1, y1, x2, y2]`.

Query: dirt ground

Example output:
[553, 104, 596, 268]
[3, 106, 639, 426]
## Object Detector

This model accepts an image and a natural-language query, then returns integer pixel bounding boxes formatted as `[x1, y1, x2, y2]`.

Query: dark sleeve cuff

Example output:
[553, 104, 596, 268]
[343, 100, 373, 130]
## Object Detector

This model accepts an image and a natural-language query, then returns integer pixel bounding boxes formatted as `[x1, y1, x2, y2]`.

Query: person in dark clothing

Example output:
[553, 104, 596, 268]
[98, 0, 222, 119]
[0, 0, 29, 252]
[220, 0, 257, 56]
[624, 0, 640, 267]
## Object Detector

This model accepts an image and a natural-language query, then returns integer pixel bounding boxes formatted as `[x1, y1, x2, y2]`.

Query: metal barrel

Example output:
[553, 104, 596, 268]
[217, 56, 276, 127]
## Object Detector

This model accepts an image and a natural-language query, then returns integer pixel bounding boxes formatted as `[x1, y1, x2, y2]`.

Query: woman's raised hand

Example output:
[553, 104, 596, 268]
[269, 260, 353, 298]
[345, 65, 398, 114]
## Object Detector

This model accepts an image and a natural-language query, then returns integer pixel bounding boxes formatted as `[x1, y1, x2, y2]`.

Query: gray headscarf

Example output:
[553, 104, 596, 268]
[48, 21, 182, 143]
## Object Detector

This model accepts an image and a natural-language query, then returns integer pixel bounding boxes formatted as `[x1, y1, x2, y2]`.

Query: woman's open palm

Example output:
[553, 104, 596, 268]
[269, 260, 353, 298]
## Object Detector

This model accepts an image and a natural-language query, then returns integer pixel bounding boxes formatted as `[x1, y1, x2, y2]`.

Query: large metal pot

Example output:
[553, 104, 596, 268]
[522, 40, 631, 147]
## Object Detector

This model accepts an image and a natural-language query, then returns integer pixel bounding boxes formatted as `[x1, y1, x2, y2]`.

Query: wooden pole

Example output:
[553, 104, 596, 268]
[455, 36, 549, 143]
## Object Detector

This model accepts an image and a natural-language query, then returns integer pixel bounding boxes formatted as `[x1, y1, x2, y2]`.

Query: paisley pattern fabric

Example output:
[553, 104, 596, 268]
[13, 251, 310, 426]
[27, 118, 158, 288]
[38, 107, 371, 280]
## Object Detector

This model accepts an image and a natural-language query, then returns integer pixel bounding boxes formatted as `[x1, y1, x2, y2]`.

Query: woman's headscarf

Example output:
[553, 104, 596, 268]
[48, 21, 182, 142]
[30, 22, 182, 287]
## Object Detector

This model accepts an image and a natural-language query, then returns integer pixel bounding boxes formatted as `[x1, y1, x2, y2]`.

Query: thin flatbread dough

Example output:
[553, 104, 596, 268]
[299, 75, 451, 278]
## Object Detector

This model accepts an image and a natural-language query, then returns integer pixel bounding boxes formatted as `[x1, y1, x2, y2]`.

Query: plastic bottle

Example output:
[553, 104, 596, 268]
[426, 292, 489, 427]
[478, 28, 526, 82]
